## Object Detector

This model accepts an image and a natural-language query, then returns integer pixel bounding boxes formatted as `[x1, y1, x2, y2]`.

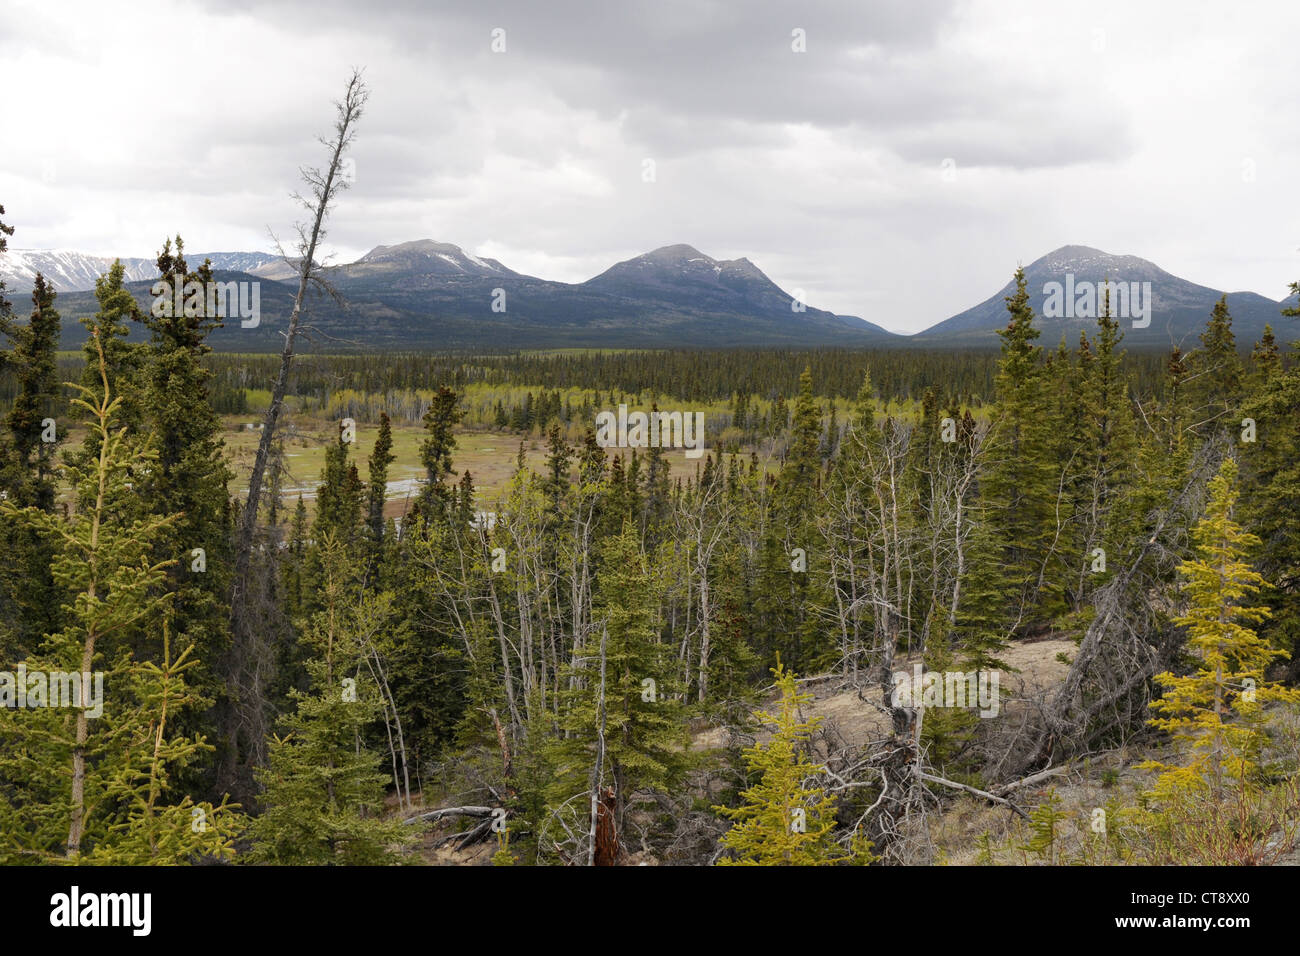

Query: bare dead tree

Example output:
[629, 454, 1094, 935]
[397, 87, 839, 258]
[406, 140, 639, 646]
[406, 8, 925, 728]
[236, 69, 368, 573]
[221, 70, 369, 799]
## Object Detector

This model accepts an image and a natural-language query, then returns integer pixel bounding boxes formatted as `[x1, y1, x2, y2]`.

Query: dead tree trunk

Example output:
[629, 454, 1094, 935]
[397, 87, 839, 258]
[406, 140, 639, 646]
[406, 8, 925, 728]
[221, 71, 368, 800]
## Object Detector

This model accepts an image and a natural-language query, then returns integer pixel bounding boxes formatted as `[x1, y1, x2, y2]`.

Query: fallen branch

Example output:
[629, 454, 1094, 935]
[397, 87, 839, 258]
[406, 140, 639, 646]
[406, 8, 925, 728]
[990, 767, 1067, 797]
[919, 772, 1029, 819]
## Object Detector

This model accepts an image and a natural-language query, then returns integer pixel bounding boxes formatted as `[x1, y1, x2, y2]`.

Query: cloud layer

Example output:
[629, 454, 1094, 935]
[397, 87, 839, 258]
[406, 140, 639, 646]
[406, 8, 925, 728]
[2, 0, 1297, 333]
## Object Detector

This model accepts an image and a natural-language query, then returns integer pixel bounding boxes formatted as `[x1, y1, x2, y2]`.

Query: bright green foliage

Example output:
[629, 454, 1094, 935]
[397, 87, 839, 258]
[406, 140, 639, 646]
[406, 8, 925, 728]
[715, 659, 848, 865]
[1141, 457, 1299, 800]
[80, 625, 242, 864]
[1017, 789, 1065, 864]
[0, 335, 238, 863]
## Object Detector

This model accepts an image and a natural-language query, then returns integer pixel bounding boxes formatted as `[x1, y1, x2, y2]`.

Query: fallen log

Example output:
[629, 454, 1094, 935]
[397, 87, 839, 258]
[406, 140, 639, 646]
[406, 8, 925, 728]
[402, 805, 493, 826]
[919, 772, 1029, 819]
[990, 767, 1067, 797]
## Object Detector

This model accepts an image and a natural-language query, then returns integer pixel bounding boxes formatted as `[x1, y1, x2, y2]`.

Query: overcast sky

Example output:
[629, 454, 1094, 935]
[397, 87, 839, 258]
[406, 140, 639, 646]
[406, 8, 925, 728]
[2, 0, 1298, 333]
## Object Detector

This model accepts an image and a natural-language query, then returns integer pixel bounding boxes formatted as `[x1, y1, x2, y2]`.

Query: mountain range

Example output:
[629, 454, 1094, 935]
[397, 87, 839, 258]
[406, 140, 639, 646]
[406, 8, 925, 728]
[2, 241, 1295, 351]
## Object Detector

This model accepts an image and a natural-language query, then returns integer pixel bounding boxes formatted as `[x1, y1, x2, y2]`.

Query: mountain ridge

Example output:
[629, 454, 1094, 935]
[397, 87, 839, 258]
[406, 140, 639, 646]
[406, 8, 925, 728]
[5, 241, 1296, 350]
[916, 244, 1297, 347]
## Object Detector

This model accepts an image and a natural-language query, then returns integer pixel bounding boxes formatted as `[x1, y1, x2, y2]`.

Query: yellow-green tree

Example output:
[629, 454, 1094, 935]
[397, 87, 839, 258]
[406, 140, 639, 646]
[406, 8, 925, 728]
[714, 660, 847, 865]
[1142, 456, 1298, 800]
[0, 333, 240, 863]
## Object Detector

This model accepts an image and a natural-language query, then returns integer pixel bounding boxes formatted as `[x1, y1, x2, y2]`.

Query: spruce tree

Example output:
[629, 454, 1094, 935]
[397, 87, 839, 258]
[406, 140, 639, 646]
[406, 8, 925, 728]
[1249, 324, 1281, 388]
[365, 412, 396, 578]
[134, 239, 236, 794]
[413, 385, 462, 523]
[1142, 457, 1298, 801]
[1, 273, 61, 510]
[249, 537, 413, 864]
[957, 268, 1055, 649]
[545, 522, 687, 840]
[0, 333, 239, 862]
[1240, 307, 1300, 676]
[0, 271, 63, 655]
[714, 659, 850, 865]
[1189, 295, 1244, 438]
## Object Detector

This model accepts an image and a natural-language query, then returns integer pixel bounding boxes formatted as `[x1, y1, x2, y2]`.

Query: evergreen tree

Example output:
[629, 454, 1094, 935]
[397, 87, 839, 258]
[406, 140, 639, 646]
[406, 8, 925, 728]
[775, 366, 822, 515]
[133, 240, 236, 783]
[1, 273, 61, 510]
[249, 537, 413, 864]
[1068, 296, 1139, 607]
[0, 270, 63, 655]
[413, 386, 462, 522]
[1142, 457, 1298, 800]
[958, 268, 1056, 648]
[1189, 295, 1244, 438]
[366, 411, 395, 567]
[1240, 304, 1300, 676]
[1249, 324, 1281, 388]
[545, 522, 687, 839]
[0, 333, 239, 862]
[714, 659, 852, 865]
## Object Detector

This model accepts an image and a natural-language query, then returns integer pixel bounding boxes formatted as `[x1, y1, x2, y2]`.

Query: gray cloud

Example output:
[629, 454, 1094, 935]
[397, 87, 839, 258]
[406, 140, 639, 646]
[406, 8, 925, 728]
[2, 0, 1298, 332]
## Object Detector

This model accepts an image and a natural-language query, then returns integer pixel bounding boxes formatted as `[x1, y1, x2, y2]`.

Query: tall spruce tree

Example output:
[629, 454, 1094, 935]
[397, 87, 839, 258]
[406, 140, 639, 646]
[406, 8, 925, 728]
[0, 270, 63, 655]
[365, 411, 396, 584]
[1240, 290, 1300, 676]
[134, 239, 236, 797]
[1189, 295, 1244, 439]
[0, 333, 239, 862]
[545, 521, 688, 840]
[955, 268, 1054, 659]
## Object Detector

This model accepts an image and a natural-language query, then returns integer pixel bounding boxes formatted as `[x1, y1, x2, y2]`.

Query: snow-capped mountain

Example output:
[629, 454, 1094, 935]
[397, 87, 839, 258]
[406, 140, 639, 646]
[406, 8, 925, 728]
[25, 238, 1282, 351]
[338, 239, 517, 281]
[40, 238, 894, 349]
[0, 249, 284, 295]
[0, 250, 156, 293]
